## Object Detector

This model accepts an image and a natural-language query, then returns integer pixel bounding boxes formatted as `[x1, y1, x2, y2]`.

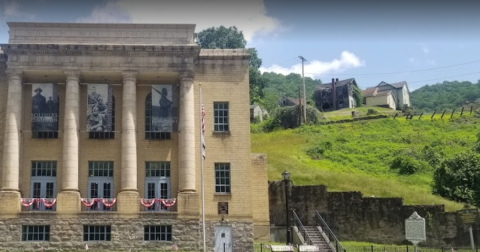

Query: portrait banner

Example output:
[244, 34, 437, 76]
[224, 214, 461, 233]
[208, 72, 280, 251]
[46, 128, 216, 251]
[151, 85, 179, 132]
[87, 84, 113, 132]
[31, 83, 59, 132]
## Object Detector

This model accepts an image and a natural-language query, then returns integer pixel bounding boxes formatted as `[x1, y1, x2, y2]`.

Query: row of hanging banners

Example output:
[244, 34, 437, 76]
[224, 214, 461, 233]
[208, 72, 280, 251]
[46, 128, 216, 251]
[31, 84, 179, 133]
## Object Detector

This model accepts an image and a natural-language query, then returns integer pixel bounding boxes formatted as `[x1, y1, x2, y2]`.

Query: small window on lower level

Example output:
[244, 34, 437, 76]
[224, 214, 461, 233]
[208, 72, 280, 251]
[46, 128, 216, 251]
[83, 225, 111, 241]
[22, 225, 50, 241]
[144, 225, 172, 241]
[32, 131, 58, 139]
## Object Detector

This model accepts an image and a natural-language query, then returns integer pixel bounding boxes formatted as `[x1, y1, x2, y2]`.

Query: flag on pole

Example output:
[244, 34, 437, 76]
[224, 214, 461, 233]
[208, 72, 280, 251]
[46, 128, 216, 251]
[200, 88, 206, 160]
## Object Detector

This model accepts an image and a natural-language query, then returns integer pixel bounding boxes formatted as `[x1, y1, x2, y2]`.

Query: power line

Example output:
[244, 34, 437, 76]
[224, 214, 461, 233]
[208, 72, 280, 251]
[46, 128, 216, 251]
[302, 59, 480, 76]
[409, 71, 480, 84]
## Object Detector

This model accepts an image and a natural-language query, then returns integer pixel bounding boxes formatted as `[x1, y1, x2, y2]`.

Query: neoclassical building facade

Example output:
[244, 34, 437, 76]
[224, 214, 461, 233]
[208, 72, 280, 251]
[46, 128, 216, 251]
[0, 22, 269, 251]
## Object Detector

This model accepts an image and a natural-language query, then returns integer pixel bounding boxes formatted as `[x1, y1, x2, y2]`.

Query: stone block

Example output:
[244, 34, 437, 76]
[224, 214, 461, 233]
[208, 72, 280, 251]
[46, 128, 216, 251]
[177, 192, 199, 217]
[116, 191, 139, 215]
[56, 191, 81, 214]
[0, 191, 20, 215]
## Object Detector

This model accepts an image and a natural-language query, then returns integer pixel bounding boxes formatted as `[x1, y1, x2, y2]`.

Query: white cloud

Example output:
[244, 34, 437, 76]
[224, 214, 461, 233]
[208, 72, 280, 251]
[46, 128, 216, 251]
[76, 0, 281, 43]
[77, 1, 131, 23]
[259, 51, 365, 79]
[3, 0, 34, 19]
[419, 43, 430, 54]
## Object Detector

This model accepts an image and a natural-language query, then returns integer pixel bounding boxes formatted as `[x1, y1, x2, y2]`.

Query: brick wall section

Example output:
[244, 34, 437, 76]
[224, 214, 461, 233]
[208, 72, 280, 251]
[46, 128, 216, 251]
[0, 51, 6, 185]
[269, 181, 480, 247]
[251, 153, 270, 241]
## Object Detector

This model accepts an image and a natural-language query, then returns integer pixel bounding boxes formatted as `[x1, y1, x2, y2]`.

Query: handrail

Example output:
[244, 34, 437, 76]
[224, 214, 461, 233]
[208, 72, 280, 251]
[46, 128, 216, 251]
[315, 210, 345, 252]
[292, 210, 314, 245]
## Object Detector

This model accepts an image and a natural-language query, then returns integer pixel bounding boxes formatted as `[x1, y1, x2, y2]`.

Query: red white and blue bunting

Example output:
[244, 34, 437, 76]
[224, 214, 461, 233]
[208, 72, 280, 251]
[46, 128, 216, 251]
[140, 198, 176, 208]
[80, 198, 117, 208]
[20, 198, 57, 208]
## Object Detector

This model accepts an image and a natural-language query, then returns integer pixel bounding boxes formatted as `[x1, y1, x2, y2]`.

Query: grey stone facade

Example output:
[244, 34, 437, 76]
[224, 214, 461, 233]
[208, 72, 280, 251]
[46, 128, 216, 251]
[0, 214, 253, 251]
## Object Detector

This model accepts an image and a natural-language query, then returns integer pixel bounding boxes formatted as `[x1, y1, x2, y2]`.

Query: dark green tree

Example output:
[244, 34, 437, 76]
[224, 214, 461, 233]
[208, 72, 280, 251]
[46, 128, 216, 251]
[432, 152, 480, 207]
[197, 26, 264, 104]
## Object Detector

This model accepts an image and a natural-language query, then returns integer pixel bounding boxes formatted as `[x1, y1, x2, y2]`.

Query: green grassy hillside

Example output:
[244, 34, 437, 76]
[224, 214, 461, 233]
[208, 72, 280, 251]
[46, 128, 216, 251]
[252, 111, 480, 211]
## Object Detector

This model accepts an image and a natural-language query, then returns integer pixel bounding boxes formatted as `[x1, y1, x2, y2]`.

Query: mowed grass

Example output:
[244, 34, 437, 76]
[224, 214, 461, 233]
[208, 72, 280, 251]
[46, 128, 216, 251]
[252, 111, 480, 211]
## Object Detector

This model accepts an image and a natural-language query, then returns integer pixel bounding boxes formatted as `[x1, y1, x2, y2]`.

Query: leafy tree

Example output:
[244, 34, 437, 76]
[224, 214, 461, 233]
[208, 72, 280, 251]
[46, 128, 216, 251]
[432, 152, 480, 207]
[197, 26, 246, 49]
[197, 26, 264, 104]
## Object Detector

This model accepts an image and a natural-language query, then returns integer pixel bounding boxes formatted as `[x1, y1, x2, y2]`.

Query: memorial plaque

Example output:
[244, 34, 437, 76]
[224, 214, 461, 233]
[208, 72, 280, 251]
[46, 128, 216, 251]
[405, 211, 426, 242]
[459, 207, 479, 224]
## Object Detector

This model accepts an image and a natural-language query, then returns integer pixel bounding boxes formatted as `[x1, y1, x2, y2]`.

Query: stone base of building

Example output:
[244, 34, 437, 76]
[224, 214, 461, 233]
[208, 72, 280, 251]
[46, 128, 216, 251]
[0, 214, 254, 252]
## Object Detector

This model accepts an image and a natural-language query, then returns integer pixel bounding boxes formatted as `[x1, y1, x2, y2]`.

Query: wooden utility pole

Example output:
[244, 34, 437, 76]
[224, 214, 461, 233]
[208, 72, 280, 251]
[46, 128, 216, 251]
[299, 56, 307, 123]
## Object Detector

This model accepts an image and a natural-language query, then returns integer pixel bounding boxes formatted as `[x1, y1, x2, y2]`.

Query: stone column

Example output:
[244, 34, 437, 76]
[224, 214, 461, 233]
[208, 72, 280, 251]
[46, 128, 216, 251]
[57, 71, 81, 213]
[178, 71, 196, 193]
[117, 71, 139, 214]
[62, 71, 80, 191]
[1, 70, 23, 191]
[0, 70, 23, 214]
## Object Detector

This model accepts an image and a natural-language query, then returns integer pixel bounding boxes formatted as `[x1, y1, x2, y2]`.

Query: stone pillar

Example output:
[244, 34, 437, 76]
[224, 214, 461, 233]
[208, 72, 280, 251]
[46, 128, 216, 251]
[178, 71, 196, 192]
[0, 70, 23, 214]
[117, 71, 139, 215]
[56, 71, 81, 213]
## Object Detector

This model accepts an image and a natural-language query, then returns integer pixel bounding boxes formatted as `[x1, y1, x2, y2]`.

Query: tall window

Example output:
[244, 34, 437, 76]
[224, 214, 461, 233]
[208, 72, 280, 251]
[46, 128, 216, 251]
[214, 102, 229, 132]
[145, 93, 171, 140]
[22, 225, 50, 241]
[144, 225, 172, 241]
[87, 161, 114, 211]
[83, 226, 111, 241]
[145, 162, 171, 211]
[89, 96, 115, 139]
[215, 163, 231, 194]
[30, 161, 56, 211]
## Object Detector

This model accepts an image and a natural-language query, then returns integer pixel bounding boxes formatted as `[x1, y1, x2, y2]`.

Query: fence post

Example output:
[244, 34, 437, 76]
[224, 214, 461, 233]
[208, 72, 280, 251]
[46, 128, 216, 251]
[441, 246, 444, 252]
[461, 107, 465, 116]
[450, 109, 455, 119]
[431, 110, 436, 120]
[441, 110, 446, 120]
[394, 113, 398, 120]
[260, 243, 263, 252]
[407, 245, 409, 252]
[371, 245, 374, 252]
[471, 106, 474, 115]
[419, 113, 423, 120]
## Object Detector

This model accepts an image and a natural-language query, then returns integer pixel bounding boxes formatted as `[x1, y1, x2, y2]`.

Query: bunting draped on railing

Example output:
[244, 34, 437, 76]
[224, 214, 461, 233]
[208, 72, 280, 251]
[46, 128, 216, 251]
[140, 198, 176, 208]
[21, 198, 57, 208]
[80, 198, 97, 208]
[101, 198, 116, 208]
[81, 198, 117, 208]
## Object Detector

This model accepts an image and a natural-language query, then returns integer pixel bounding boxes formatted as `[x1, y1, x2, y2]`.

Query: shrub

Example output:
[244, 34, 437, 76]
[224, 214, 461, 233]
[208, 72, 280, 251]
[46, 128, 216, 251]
[390, 156, 424, 175]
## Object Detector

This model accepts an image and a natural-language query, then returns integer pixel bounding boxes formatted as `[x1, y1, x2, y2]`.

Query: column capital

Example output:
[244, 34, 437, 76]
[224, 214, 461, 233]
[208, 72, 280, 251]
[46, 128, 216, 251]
[5, 70, 23, 81]
[64, 71, 81, 82]
[122, 71, 138, 83]
[179, 70, 195, 82]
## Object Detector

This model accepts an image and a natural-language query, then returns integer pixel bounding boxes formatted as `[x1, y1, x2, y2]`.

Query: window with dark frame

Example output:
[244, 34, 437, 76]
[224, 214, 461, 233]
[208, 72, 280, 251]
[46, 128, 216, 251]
[145, 162, 170, 178]
[22, 225, 50, 241]
[89, 96, 115, 139]
[31, 161, 57, 177]
[144, 225, 172, 241]
[88, 161, 114, 177]
[215, 163, 231, 193]
[214, 102, 229, 132]
[83, 225, 111, 241]
[145, 93, 171, 140]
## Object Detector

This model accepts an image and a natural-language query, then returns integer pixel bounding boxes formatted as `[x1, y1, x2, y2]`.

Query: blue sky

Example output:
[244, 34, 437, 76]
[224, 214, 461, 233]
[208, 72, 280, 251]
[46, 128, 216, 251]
[1, 0, 479, 90]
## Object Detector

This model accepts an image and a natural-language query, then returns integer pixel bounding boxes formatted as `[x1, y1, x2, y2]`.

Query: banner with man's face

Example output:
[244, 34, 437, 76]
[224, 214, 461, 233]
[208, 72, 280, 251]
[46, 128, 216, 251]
[87, 84, 113, 132]
[31, 83, 58, 132]
[151, 85, 179, 132]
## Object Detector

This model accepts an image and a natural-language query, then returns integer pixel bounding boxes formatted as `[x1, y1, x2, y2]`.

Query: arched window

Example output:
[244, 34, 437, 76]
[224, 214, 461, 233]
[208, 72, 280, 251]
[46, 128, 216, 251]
[89, 96, 115, 139]
[145, 93, 171, 140]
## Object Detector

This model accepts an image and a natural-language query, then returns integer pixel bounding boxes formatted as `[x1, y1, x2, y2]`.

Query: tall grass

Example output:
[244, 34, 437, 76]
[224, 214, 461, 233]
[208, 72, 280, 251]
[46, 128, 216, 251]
[252, 114, 480, 211]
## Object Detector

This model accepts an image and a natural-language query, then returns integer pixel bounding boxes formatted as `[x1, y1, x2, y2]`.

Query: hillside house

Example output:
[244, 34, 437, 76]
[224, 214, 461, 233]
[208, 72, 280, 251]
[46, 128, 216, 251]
[250, 105, 264, 122]
[364, 81, 410, 110]
[313, 78, 359, 111]
[362, 88, 396, 110]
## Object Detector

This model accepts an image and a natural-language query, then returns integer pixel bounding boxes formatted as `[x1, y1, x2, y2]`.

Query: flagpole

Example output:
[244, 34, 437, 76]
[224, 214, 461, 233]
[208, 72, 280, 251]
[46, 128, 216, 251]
[199, 84, 206, 252]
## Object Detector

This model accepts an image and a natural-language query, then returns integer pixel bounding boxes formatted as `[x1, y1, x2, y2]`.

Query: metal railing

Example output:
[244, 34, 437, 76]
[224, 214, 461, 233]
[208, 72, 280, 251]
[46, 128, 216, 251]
[315, 210, 345, 252]
[81, 198, 117, 211]
[140, 198, 177, 212]
[21, 198, 56, 212]
[292, 210, 314, 245]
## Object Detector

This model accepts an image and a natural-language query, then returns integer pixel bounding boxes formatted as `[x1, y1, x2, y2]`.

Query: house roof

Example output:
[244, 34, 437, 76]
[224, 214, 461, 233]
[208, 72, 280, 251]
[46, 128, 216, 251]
[362, 87, 377, 97]
[389, 81, 407, 89]
[316, 78, 356, 90]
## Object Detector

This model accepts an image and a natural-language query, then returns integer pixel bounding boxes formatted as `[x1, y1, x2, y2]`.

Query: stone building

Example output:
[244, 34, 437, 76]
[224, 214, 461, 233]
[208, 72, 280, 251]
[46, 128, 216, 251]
[0, 22, 269, 251]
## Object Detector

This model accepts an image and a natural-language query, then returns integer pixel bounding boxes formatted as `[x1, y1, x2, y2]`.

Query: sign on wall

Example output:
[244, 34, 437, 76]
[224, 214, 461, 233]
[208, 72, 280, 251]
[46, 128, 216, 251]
[151, 85, 178, 132]
[31, 83, 59, 132]
[87, 84, 113, 132]
[405, 211, 426, 243]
